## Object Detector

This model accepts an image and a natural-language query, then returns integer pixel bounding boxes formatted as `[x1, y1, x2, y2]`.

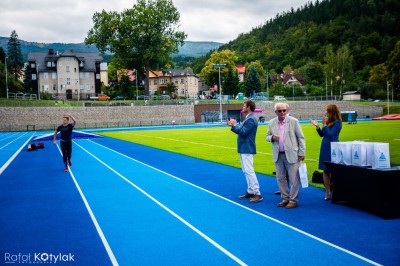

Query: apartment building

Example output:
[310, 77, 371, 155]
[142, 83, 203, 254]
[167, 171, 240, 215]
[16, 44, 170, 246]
[28, 49, 107, 100]
[148, 69, 199, 98]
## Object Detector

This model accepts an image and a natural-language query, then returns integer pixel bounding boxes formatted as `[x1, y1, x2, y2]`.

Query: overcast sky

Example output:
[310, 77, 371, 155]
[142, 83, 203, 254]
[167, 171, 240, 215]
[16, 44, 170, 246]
[0, 0, 312, 44]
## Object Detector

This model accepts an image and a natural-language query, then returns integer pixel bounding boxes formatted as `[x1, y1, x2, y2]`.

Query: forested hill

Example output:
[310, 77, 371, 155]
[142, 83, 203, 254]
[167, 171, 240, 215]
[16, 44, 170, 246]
[0, 37, 222, 61]
[0, 37, 99, 59]
[191, 0, 400, 79]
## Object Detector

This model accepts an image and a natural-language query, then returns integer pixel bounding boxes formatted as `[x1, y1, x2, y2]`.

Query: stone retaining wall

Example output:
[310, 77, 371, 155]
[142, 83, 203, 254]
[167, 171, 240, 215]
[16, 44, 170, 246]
[0, 105, 195, 131]
[0, 101, 383, 132]
[193, 101, 383, 122]
[255, 101, 383, 121]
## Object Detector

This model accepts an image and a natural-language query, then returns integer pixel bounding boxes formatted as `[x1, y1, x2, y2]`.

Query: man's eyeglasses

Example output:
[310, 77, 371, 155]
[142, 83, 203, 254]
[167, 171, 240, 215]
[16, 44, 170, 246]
[276, 109, 287, 113]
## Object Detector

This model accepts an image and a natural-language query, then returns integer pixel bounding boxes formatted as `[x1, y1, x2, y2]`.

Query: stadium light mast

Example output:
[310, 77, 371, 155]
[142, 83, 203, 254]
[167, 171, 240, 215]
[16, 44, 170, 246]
[387, 81, 390, 115]
[213, 63, 226, 123]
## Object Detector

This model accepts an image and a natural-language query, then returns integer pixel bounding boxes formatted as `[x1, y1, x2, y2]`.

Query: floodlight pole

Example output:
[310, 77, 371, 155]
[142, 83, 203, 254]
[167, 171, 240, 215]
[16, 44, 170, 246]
[387, 81, 390, 115]
[213, 63, 226, 123]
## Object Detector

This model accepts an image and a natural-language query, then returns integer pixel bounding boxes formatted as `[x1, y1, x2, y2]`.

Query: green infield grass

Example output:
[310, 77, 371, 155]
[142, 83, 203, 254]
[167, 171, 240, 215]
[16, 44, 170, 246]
[98, 120, 400, 187]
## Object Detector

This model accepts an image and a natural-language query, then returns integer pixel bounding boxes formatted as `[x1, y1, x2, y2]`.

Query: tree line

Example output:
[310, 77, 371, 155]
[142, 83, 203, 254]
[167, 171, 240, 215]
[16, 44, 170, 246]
[1, 0, 399, 100]
[191, 0, 400, 100]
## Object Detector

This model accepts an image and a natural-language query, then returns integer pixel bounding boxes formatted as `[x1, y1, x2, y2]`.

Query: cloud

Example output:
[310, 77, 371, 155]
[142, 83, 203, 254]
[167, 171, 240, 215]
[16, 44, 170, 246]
[0, 0, 311, 43]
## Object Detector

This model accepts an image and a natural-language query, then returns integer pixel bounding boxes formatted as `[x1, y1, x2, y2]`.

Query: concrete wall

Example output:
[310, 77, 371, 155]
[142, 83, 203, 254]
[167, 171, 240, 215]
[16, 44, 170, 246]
[193, 101, 383, 122]
[0, 105, 195, 131]
[0, 101, 382, 132]
[255, 101, 382, 121]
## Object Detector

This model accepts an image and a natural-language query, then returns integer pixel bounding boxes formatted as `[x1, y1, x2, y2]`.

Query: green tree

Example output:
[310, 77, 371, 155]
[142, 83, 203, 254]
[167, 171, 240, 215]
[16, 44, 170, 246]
[23, 64, 32, 92]
[190, 0, 399, 97]
[245, 60, 266, 83]
[305, 84, 324, 96]
[324, 44, 353, 96]
[245, 65, 262, 97]
[0, 47, 5, 64]
[0, 48, 6, 97]
[366, 63, 389, 100]
[200, 50, 238, 88]
[107, 59, 121, 83]
[223, 67, 240, 97]
[7, 30, 24, 85]
[386, 40, 400, 98]
[303, 61, 324, 86]
[270, 81, 285, 98]
[85, 0, 186, 96]
[118, 74, 132, 98]
[166, 82, 177, 98]
[369, 63, 389, 84]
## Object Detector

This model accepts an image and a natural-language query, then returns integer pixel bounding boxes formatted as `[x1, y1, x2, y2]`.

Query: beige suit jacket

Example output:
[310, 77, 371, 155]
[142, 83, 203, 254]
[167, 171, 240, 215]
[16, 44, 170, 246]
[266, 116, 306, 163]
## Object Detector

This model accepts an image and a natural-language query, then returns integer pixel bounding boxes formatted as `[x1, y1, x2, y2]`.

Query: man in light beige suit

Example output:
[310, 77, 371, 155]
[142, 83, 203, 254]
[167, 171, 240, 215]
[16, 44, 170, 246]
[266, 103, 305, 208]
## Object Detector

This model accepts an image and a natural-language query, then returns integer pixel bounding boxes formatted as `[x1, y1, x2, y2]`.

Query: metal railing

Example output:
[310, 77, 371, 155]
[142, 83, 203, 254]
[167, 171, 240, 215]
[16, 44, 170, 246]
[0, 95, 374, 108]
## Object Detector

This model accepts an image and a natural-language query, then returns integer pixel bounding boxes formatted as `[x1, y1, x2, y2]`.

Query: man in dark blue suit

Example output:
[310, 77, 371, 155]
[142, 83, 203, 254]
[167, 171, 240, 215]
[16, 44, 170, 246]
[227, 100, 263, 203]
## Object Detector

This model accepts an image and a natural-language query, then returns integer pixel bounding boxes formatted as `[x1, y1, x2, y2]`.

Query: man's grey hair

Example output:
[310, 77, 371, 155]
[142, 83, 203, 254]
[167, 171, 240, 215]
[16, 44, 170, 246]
[274, 102, 289, 111]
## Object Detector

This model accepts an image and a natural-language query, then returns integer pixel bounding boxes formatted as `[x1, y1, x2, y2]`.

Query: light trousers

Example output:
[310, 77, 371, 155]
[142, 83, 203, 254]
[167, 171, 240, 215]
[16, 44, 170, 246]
[274, 152, 300, 203]
[240, 154, 260, 195]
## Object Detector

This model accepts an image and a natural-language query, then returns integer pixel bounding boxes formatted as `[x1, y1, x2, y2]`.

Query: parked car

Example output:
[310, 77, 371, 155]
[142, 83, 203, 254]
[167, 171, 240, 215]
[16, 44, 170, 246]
[113, 96, 125, 100]
[98, 95, 110, 101]
[136, 95, 149, 100]
[274, 95, 286, 100]
[51, 95, 63, 100]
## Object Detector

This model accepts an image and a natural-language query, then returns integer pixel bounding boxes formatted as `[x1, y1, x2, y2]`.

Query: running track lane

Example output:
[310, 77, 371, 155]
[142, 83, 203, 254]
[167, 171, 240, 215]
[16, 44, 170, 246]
[71, 139, 377, 265]
[0, 132, 35, 175]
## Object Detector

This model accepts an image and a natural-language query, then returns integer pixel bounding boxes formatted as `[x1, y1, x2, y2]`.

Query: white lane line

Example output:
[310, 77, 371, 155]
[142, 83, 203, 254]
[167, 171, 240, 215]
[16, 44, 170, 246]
[0, 132, 34, 175]
[74, 140, 247, 266]
[55, 144, 119, 266]
[86, 139, 380, 266]
[0, 132, 30, 150]
[0, 132, 20, 142]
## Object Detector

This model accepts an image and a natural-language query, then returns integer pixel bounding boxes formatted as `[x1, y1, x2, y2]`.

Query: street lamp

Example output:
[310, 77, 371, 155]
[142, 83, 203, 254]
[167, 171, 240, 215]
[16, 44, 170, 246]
[186, 71, 188, 104]
[387, 81, 390, 115]
[325, 72, 328, 100]
[37, 64, 40, 100]
[134, 69, 138, 100]
[5, 56, 8, 99]
[213, 63, 226, 123]
[292, 83, 294, 101]
[76, 80, 80, 101]
[266, 71, 269, 101]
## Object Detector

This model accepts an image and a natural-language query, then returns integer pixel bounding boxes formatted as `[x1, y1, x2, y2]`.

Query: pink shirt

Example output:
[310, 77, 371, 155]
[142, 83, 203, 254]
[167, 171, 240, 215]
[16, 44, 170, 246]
[278, 118, 286, 152]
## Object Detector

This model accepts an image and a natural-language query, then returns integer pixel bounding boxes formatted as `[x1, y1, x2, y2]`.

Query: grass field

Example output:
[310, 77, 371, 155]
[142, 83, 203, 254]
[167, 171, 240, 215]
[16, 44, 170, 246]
[98, 120, 400, 187]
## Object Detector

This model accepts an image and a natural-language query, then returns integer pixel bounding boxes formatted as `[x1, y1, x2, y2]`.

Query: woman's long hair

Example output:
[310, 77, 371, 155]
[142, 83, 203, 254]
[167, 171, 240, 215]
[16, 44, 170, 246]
[326, 104, 342, 127]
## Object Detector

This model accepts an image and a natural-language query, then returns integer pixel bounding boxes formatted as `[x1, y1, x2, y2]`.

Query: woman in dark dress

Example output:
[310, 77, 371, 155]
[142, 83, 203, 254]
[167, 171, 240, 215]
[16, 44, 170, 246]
[310, 104, 342, 200]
